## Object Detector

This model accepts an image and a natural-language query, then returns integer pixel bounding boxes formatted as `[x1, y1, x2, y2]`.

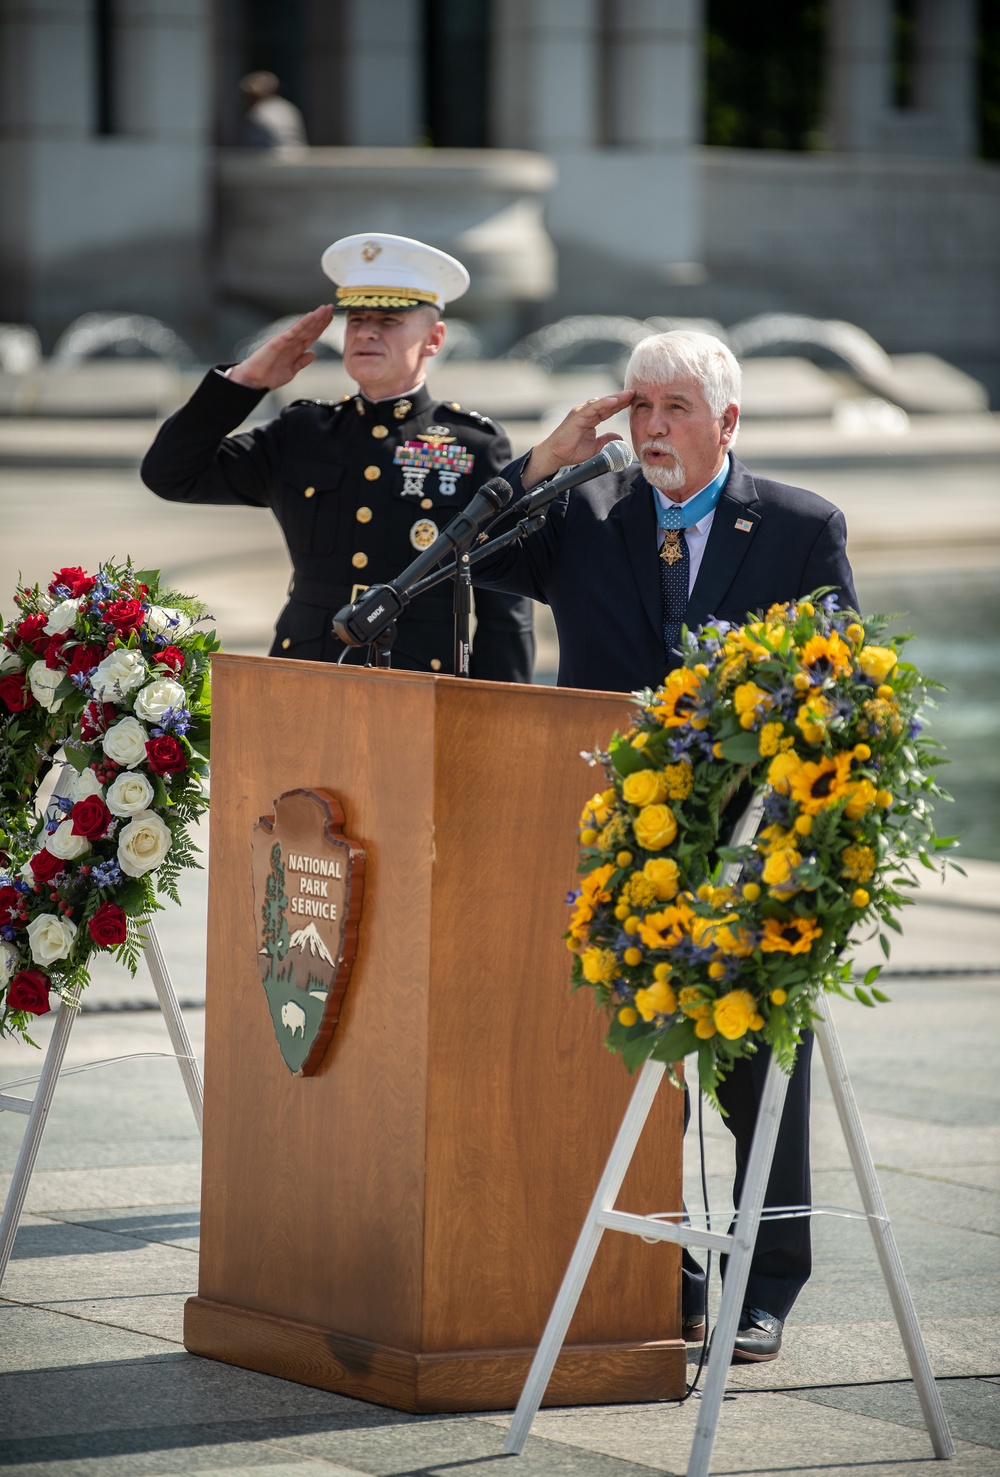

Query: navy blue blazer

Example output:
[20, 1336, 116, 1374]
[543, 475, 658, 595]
[476, 454, 858, 693]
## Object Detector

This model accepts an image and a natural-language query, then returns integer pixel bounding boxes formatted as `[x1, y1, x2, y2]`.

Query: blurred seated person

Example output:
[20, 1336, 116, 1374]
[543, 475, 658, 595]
[240, 71, 307, 150]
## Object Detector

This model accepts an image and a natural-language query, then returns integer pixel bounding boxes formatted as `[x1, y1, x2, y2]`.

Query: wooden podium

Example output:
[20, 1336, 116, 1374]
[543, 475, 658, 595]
[184, 656, 686, 1411]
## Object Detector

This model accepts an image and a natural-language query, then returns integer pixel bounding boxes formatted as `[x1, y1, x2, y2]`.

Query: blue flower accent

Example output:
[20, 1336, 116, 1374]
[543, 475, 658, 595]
[1, 924, 18, 942]
[152, 705, 192, 737]
[90, 859, 124, 888]
[565, 888, 581, 906]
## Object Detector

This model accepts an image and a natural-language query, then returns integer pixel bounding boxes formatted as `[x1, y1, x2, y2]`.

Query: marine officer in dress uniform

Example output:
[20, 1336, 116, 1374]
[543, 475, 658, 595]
[140, 233, 535, 681]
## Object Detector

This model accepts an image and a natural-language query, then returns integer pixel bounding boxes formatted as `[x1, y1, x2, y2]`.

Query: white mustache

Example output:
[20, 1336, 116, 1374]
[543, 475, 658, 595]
[639, 439, 679, 457]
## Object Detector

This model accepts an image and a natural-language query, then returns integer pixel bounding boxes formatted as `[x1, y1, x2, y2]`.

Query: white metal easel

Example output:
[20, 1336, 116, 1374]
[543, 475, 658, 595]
[504, 804, 955, 1475]
[0, 763, 203, 1289]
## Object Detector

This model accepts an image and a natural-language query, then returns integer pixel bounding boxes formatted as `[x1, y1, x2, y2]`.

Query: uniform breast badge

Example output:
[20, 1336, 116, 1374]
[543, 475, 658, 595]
[393, 428, 474, 499]
[660, 530, 684, 565]
[410, 518, 439, 550]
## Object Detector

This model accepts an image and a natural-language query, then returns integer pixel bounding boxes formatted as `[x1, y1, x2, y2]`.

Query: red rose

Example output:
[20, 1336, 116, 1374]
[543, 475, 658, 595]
[71, 796, 112, 839]
[159, 646, 185, 674]
[88, 900, 128, 949]
[145, 735, 187, 775]
[0, 884, 26, 928]
[0, 672, 33, 712]
[65, 643, 104, 680]
[79, 700, 119, 741]
[104, 599, 146, 635]
[9, 613, 49, 655]
[29, 848, 64, 884]
[45, 632, 70, 670]
[49, 567, 95, 598]
[8, 969, 51, 1016]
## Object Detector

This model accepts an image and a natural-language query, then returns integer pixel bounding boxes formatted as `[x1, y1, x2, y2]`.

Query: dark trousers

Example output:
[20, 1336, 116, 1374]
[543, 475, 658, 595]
[682, 1034, 813, 1323]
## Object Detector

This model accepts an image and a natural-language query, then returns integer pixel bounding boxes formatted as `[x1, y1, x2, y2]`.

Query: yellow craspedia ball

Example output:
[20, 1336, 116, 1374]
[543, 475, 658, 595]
[742, 882, 761, 902]
[876, 789, 893, 809]
[631, 731, 649, 750]
[846, 622, 865, 646]
[618, 1006, 638, 1026]
[694, 1018, 717, 1039]
[800, 601, 815, 616]
[749, 1013, 765, 1030]
[580, 827, 598, 845]
[566, 937, 581, 952]
[853, 742, 871, 760]
[876, 683, 894, 700]
[697, 883, 713, 901]
[793, 672, 811, 691]
[624, 915, 641, 934]
[852, 888, 870, 907]
[739, 712, 756, 730]
[616, 850, 633, 868]
[712, 741, 724, 759]
[770, 988, 787, 1005]
[694, 663, 710, 677]
[623, 946, 643, 966]
[708, 961, 727, 980]
[653, 962, 673, 980]
[793, 814, 813, 836]
[614, 903, 630, 920]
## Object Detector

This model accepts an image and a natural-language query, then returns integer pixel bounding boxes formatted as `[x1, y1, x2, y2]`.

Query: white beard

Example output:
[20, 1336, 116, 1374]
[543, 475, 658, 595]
[639, 441, 686, 492]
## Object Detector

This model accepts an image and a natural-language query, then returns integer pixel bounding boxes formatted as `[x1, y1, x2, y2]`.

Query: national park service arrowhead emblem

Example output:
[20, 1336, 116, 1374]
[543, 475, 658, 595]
[251, 789, 366, 1076]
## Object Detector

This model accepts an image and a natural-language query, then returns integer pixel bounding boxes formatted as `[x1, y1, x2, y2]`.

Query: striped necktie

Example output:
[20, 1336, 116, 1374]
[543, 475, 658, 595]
[659, 503, 689, 656]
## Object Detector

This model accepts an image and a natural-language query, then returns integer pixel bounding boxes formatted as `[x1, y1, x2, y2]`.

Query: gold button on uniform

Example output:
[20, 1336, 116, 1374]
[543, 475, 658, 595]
[356, 506, 373, 523]
[281, 638, 291, 650]
[352, 552, 369, 569]
[430, 658, 442, 671]
[364, 465, 380, 481]
[371, 425, 388, 439]
[303, 486, 315, 499]
[420, 497, 433, 509]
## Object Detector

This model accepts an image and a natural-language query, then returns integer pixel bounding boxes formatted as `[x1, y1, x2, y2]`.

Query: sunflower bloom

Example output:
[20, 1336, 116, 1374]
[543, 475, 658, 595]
[799, 632, 853, 682]
[788, 752, 854, 815]
[650, 667, 703, 727]
[760, 917, 823, 954]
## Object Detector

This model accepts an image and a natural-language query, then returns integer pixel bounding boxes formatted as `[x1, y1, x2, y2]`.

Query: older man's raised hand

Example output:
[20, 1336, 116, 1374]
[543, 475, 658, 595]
[521, 389, 635, 490]
[229, 304, 335, 391]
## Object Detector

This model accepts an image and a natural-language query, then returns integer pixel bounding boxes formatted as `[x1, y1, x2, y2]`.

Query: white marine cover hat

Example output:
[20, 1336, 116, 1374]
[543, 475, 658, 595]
[321, 233, 470, 312]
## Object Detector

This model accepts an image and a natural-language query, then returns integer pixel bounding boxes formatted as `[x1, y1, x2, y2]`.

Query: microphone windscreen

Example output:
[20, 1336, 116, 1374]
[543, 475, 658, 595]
[478, 476, 514, 510]
[603, 440, 635, 473]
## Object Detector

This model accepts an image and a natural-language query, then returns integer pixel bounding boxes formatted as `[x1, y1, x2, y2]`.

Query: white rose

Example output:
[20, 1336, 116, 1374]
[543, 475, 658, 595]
[0, 940, 18, 987]
[47, 819, 91, 861]
[45, 598, 80, 635]
[70, 767, 105, 802]
[0, 650, 23, 674]
[146, 606, 191, 638]
[117, 810, 172, 877]
[28, 662, 64, 713]
[133, 677, 187, 724]
[106, 771, 155, 817]
[91, 649, 148, 701]
[103, 716, 149, 769]
[27, 912, 77, 966]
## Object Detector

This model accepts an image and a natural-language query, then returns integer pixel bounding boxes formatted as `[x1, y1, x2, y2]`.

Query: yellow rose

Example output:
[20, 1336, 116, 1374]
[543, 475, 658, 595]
[634, 978, 677, 1021]
[581, 791, 613, 829]
[761, 848, 801, 887]
[633, 803, 678, 851]
[643, 856, 680, 901]
[844, 778, 877, 819]
[859, 645, 898, 682]
[622, 769, 668, 807]
[768, 751, 802, 795]
[580, 947, 617, 985]
[713, 988, 758, 1041]
[796, 694, 833, 745]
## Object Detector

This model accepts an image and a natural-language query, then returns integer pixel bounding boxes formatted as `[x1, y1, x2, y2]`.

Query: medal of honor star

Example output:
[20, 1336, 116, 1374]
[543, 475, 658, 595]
[140, 233, 534, 680]
[474, 329, 859, 1363]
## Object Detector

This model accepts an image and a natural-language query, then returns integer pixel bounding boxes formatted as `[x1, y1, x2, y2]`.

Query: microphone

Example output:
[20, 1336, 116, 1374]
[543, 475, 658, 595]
[513, 439, 635, 516]
[332, 476, 513, 647]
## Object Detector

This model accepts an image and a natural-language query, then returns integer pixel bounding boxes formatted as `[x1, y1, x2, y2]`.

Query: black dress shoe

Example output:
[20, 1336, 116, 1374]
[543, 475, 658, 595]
[731, 1308, 783, 1362]
[682, 1313, 706, 1343]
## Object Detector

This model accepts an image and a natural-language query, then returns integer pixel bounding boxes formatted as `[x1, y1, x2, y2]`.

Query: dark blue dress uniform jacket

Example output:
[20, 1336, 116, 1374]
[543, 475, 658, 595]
[477, 453, 857, 692]
[140, 370, 535, 681]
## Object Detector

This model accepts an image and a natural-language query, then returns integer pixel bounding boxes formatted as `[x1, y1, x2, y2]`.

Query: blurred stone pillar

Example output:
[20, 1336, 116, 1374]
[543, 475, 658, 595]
[0, 0, 211, 345]
[491, 0, 703, 315]
[828, 0, 976, 156]
[339, 0, 423, 146]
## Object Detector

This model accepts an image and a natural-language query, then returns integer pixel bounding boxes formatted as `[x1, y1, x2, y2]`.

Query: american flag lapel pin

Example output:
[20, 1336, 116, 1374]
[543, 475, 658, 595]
[734, 518, 753, 532]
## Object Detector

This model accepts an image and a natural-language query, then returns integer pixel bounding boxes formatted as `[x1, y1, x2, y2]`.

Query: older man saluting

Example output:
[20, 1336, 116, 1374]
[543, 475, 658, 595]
[477, 329, 858, 1362]
[141, 233, 534, 680]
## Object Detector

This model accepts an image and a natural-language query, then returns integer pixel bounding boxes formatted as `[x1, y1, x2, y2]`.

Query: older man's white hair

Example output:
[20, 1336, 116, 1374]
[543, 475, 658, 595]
[624, 330, 741, 418]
